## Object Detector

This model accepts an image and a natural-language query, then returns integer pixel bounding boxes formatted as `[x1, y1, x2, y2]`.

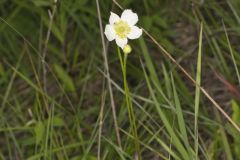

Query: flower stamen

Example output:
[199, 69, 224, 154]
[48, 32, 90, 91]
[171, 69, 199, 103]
[114, 20, 131, 39]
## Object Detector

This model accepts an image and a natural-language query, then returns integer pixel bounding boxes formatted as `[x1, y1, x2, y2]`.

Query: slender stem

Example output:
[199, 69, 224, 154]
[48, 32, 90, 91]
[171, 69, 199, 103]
[97, 91, 106, 160]
[96, 0, 122, 149]
[117, 48, 140, 159]
[42, 2, 57, 113]
[117, 47, 124, 71]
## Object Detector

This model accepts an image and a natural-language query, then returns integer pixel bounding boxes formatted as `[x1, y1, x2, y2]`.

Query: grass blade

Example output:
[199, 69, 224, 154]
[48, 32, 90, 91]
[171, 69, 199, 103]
[194, 22, 203, 159]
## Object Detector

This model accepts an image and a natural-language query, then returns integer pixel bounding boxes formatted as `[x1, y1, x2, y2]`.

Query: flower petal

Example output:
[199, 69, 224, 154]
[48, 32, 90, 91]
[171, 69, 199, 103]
[104, 24, 116, 41]
[121, 9, 138, 26]
[127, 26, 142, 39]
[115, 37, 128, 49]
[109, 12, 120, 24]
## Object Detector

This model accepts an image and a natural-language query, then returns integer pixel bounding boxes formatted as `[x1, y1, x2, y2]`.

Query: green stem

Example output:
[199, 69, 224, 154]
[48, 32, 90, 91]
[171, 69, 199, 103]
[117, 47, 140, 159]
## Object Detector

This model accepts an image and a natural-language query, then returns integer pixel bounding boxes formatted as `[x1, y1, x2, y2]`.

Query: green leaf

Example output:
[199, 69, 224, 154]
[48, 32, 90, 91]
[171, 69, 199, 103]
[194, 23, 203, 159]
[171, 74, 192, 158]
[153, 16, 168, 28]
[41, 16, 65, 44]
[226, 123, 240, 157]
[231, 100, 240, 125]
[52, 117, 65, 127]
[34, 121, 45, 145]
[53, 64, 75, 92]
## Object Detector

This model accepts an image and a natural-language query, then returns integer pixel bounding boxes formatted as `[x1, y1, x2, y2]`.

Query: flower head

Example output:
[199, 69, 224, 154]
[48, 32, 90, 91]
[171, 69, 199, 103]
[104, 9, 142, 49]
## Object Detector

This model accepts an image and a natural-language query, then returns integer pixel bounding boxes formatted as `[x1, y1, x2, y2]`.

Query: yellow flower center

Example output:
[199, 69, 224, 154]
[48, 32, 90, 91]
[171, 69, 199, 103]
[114, 20, 131, 39]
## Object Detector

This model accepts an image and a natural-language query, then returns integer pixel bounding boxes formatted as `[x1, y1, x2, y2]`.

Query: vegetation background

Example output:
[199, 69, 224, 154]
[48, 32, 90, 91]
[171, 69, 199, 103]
[0, 0, 240, 159]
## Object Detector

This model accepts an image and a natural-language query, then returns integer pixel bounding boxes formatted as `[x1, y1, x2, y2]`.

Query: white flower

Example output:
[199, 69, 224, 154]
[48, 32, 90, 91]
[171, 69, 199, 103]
[104, 9, 143, 49]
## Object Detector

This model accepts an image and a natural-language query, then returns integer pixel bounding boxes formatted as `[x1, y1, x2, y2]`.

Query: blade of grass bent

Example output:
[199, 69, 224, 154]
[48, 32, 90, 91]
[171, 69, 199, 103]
[141, 60, 190, 160]
[223, 22, 240, 86]
[171, 74, 193, 159]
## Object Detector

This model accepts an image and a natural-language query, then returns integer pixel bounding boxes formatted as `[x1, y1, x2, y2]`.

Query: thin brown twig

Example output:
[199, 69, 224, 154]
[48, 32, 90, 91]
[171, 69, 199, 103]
[98, 90, 106, 160]
[112, 0, 240, 133]
[96, 0, 122, 149]
[112, 0, 123, 9]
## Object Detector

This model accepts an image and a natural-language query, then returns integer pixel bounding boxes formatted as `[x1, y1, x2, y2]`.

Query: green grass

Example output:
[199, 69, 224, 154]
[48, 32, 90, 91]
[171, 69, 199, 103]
[0, 0, 240, 159]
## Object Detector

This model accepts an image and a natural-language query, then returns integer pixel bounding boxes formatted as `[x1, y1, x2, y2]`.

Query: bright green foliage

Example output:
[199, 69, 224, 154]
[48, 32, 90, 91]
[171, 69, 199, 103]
[231, 100, 240, 125]
[53, 64, 76, 92]
[34, 121, 45, 145]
